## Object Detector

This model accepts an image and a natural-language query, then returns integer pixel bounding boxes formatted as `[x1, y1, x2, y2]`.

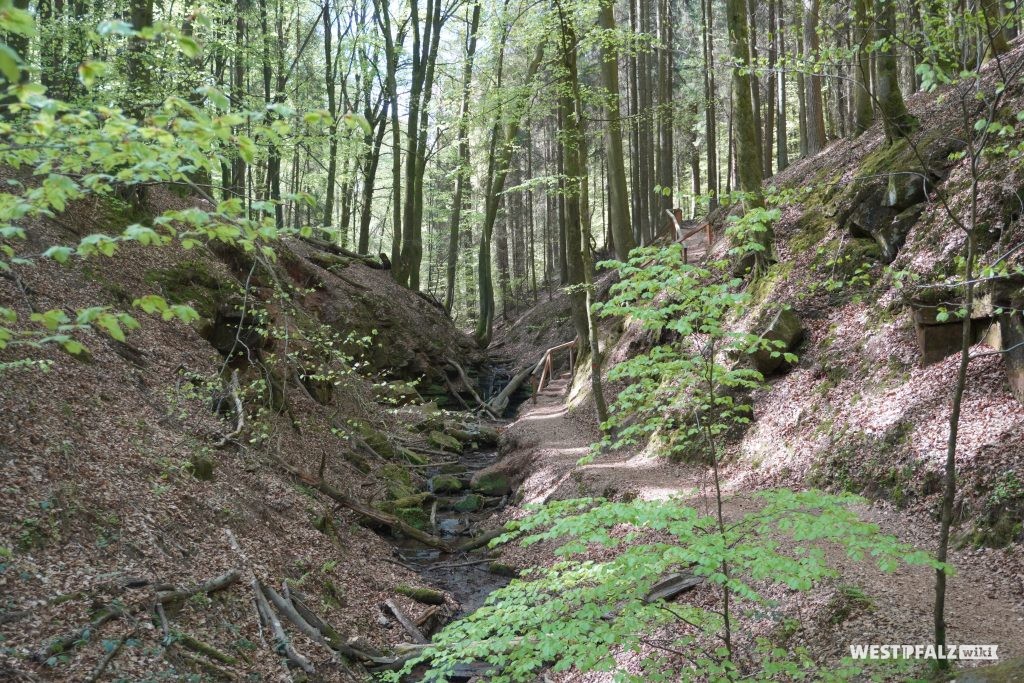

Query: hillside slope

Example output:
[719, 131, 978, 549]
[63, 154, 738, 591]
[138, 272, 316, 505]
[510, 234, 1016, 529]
[0, 186, 491, 680]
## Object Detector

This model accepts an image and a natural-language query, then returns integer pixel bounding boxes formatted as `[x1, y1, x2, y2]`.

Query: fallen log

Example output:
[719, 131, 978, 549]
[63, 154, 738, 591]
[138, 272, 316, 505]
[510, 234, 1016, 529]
[486, 364, 535, 416]
[300, 236, 389, 269]
[252, 579, 315, 674]
[445, 358, 499, 419]
[642, 571, 703, 603]
[35, 606, 123, 662]
[275, 457, 453, 552]
[454, 528, 505, 553]
[384, 600, 428, 644]
[155, 569, 241, 605]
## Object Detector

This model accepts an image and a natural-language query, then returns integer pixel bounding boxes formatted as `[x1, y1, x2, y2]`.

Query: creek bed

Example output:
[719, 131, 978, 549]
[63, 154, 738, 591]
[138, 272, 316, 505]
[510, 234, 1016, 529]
[391, 445, 512, 616]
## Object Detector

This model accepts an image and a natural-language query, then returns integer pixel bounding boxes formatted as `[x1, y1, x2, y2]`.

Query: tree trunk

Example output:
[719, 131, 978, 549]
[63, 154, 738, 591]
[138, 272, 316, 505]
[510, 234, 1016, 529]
[803, 0, 827, 155]
[776, 0, 789, 171]
[598, 0, 637, 261]
[474, 41, 546, 348]
[853, 0, 874, 136]
[322, 1, 338, 228]
[874, 0, 915, 140]
[445, 1, 481, 312]
[726, 0, 771, 272]
[703, 0, 719, 210]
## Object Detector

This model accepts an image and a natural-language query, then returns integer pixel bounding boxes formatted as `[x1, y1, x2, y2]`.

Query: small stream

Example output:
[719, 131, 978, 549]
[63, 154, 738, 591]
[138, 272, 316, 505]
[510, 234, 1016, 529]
[391, 445, 511, 617]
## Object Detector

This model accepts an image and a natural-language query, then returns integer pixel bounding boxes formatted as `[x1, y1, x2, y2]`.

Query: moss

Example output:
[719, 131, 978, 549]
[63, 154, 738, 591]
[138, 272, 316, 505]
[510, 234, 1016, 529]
[747, 261, 794, 306]
[145, 260, 231, 320]
[380, 464, 416, 500]
[859, 138, 915, 177]
[789, 208, 834, 254]
[187, 452, 216, 481]
[395, 584, 445, 605]
[322, 578, 345, 608]
[825, 584, 874, 625]
[809, 423, 919, 507]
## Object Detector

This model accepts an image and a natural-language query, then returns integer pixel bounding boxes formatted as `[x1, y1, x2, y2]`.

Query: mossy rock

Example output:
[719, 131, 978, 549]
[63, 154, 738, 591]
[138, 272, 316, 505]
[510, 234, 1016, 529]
[428, 430, 463, 454]
[439, 462, 468, 475]
[397, 447, 428, 466]
[378, 492, 435, 511]
[385, 505, 429, 530]
[749, 307, 804, 375]
[381, 464, 417, 500]
[395, 584, 445, 605]
[470, 471, 511, 497]
[466, 425, 500, 447]
[351, 420, 402, 459]
[188, 452, 216, 481]
[430, 474, 463, 494]
[373, 381, 423, 406]
[452, 494, 483, 513]
[488, 562, 519, 578]
[145, 260, 230, 320]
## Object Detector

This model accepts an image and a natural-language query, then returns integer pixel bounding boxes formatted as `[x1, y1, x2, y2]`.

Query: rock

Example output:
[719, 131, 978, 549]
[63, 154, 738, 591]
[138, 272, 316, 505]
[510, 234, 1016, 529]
[878, 205, 924, 263]
[372, 380, 422, 406]
[380, 492, 435, 510]
[881, 171, 927, 209]
[395, 585, 445, 605]
[910, 302, 994, 366]
[488, 562, 519, 577]
[428, 430, 463, 453]
[452, 494, 483, 513]
[439, 462, 467, 475]
[471, 471, 511, 497]
[430, 474, 463, 494]
[750, 307, 804, 376]
[473, 425, 500, 447]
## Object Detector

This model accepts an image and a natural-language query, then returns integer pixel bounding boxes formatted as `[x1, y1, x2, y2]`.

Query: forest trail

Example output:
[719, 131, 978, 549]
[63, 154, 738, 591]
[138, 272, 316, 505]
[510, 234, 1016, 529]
[493, 370, 1024, 671]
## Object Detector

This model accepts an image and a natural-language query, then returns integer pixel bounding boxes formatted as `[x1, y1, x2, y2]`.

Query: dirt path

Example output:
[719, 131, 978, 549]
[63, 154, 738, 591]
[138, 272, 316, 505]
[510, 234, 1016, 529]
[496, 374, 1024, 674]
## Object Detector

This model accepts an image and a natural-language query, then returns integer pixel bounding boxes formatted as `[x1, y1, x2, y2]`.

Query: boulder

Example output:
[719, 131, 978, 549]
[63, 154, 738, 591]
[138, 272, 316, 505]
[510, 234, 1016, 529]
[750, 307, 804, 375]
[881, 171, 927, 209]
[428, 430, 463, 454]
[430, 474, 463, 494]
[470, 471, 511, 497]
[452, 493, 483, 513]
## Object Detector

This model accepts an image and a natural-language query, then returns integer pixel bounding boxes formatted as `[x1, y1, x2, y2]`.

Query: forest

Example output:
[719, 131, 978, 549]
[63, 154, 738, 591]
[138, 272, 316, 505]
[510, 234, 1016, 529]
[1, 0, 1024, 680]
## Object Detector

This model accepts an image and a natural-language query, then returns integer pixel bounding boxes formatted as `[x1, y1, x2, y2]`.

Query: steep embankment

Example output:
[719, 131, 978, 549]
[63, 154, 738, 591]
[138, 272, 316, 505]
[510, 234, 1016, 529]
[0, 185, 501, 680]
[483, 44, 1024, 677]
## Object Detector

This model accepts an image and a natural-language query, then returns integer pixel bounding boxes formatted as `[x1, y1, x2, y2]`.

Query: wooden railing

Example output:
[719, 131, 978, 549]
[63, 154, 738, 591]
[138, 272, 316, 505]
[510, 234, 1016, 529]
[530, 338, 578, 403]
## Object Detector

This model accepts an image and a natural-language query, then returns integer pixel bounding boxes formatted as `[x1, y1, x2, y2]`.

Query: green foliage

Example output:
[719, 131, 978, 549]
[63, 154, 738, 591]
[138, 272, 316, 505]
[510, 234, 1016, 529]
[399, 490, 941, 682]
[590, 244, 783, 461]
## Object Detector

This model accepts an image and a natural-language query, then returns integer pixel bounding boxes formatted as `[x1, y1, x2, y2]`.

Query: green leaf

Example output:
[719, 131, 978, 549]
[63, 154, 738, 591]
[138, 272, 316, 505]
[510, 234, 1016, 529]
[177, 35, 201, 59]
[43, 246, 73, 263]
[0, 45, 21, 83]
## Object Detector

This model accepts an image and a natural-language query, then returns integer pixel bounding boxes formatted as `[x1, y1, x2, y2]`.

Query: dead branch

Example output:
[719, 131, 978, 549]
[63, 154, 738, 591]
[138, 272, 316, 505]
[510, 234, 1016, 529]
[35, 606, 123, 662]
[643, 572, 704, 603]
[274, 457, 454, 552]
[155, 569, 242, 605]
[384, 600, 428, 644]
[252, 580, 315, 674]
[85, 629, 133, 683]
[454, 528, 505, 553]
[445, 358, 499, 418]
[214, 370, 244, 447]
